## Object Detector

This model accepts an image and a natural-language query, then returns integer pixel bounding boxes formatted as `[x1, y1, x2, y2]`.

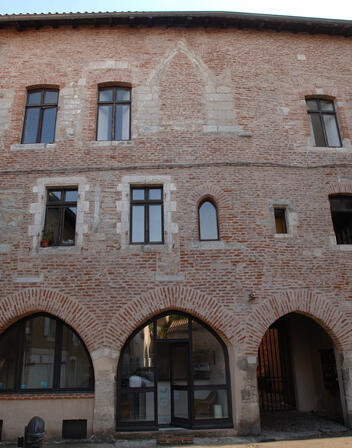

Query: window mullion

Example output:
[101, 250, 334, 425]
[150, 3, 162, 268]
[53, 321, 63, 391]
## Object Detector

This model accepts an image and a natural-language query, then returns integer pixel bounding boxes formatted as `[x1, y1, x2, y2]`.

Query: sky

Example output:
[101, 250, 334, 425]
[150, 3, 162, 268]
[0, 0, 352, 21]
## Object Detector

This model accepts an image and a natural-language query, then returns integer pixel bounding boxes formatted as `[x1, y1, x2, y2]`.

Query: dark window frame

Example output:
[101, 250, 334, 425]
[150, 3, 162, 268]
[22, 88, 59, 144]
[116, 310, 233, 431]
[329, 194, 352, 244]
[198, 198, 220, 241]
[306, 98, 342, 148]
[0, 313, 94, 394]
[96, 86, 131, 141]
[130, 186, 164, 244]
[43, 188, 78, 247]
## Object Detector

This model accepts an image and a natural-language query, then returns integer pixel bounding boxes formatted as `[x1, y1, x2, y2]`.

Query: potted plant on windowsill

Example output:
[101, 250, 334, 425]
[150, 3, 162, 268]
[41, 230, 54, 247]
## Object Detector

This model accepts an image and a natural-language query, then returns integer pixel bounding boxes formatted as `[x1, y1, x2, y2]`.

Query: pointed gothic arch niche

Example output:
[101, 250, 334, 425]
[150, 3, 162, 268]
[257, 312, 344, 429]
[0, 312, 94, 393]
[116, 310, 233, 431]
[158, 51, 206, 131]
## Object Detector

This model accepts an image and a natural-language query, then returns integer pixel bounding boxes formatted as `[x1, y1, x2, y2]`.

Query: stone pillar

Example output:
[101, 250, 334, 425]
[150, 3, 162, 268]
[230, 347, 260, 435]
[91, 348, 119, 436]
[340, 350, 352, 428]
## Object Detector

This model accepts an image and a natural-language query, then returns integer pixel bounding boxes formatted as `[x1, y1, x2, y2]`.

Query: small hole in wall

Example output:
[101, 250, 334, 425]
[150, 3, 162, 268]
[62, 419, 87, 439]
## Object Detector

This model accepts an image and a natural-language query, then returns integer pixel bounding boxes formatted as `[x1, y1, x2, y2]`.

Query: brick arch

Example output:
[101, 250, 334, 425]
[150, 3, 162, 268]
[327, 182, 352, 195]
[187, 182, 231, 208]
[244, 289, 351, 355]
[105, 286, 238, 350]
[0, 288, 103, 353]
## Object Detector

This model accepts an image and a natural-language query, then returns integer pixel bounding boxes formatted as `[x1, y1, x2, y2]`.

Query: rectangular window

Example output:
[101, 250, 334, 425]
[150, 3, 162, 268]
[274, 208, 287, 234]
[97, 86, 131, 141]
[22, 89, 58, 144]
[306, 98, 341, 147]
[42, 188, 77, 247]
[329, 195, 352, 244]
[130, 187, 163, 244]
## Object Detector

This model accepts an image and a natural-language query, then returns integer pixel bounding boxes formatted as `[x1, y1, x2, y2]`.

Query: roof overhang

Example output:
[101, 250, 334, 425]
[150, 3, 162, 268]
[0, 11, 352, 36]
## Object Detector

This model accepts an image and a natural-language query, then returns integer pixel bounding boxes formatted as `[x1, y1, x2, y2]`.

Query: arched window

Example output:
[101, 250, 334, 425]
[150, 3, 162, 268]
[117, 311, 232, 430]
[198, 200, 219, 241]
[0, 314, 94, 393]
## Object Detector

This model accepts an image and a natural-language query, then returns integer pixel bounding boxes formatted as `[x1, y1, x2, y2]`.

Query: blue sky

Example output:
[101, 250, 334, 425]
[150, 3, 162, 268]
[1, 0, 352, 20]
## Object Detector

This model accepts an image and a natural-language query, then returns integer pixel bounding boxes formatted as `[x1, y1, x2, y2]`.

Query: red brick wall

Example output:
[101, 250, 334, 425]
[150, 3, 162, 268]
[0, 23, 352, 358]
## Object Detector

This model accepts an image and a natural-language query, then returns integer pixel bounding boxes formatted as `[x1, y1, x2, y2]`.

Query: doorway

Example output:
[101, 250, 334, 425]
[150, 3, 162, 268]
[257, 313, 345, 431]
[116, 311, 232, 431]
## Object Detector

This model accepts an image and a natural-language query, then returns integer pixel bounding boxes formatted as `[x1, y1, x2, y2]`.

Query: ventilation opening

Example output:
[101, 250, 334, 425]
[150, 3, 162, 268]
[62, 420, 87, 439]
[0, 420, 3, 441]
[274, 207, 287, 234]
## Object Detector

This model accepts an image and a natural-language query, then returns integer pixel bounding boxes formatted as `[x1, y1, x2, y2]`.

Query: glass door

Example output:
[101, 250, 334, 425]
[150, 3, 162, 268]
[170, 342, 191, 427]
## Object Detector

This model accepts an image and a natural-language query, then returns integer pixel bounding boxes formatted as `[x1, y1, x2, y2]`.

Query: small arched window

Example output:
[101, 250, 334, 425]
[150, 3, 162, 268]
[198, 200, 219, 241]
[0, 314, 94, 393]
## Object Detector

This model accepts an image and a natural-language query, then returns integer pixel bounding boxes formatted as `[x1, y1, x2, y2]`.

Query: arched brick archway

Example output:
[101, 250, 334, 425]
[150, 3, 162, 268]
[244, 289, 351, 355]
[0, 288, 103, 353]
[105, 285, 239, 350]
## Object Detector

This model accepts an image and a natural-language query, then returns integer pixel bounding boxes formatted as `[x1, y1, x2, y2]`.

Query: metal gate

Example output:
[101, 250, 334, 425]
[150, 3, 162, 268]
[257, 321, 295, 412]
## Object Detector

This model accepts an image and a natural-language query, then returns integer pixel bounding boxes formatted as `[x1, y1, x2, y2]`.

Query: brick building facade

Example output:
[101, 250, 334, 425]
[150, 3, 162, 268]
[0, 11, 352, 441]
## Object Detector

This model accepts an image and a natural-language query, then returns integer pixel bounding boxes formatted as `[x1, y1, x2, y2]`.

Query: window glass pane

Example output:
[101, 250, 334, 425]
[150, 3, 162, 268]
[115, 104, 130, 140]
[149, 188, 162, 200]
[120, 389, 154, 422]
[99, 89, 113, 102]
[330, 196, 352, 244]
[320, 100, 334, 111]
[44, 91, 58, 104]
[65, 190, 78, 202]
[192, 320, 226, 385]
[157, 314, 188, 339]
[120, 324, 154, 388]
[0, 324, 18, 390]
[117, 89, 131, 101]
[171, 344, 188, 386]
[40, 107, 57, 143]
[62, 207, 76, 245]
[173, 390, 188, 419]
[199, 201, 218, 240]
[306, 99, 318, 111]
[274, 208, 287, 234]
[323, 115, 341, 147]
[149, 204, 162, 243]
[48, 191, 62, 202]
[44, 207, 60, 245]
[194, 389, 228, 419]
[60, 324, 93, 389]
[97, 105, 112, 141]
[21, 316, 56, 389]
[132, 205, 145, 243]
[132, 189, 145, 201]
[27, 91, 42, 105]
[22, 108, 40, 143]
[309, 113, 325, 146]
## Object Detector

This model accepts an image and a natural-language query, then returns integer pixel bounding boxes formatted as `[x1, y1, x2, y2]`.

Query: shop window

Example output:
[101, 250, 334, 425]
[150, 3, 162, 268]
[42, 188, 77, 247]
[306, 98, 341, 147]
[96, 86, 131, 141]
[117, 311, 232, 430]
[0, 314, 94, 393]
[198, 200, 219, 241]
[329, 195, 352, 244]
[274, 207, 287, 234]
[22, 88, 58, 144]
[130, 186, 163, 244]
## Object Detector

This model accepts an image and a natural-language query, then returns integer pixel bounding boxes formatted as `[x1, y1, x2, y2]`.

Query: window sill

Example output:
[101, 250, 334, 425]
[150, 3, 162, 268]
[37, 245, 80, 255]
[0, 392, 94, 400]
[89, 140, 133, 148]
[190, 240, 244, 250]
[329, 236, 352, 250]
[300, 145, 352, 153]
[11, 143, 56, 151]
[124, 243, 167, 253]
[274, 233, 291, 238]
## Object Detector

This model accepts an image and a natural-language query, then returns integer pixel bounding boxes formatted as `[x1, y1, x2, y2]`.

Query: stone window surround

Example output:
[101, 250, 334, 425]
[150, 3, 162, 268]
[116, 175, 177, 251]
[29, 176, 89, 252]
[268, 199, 297, 237]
